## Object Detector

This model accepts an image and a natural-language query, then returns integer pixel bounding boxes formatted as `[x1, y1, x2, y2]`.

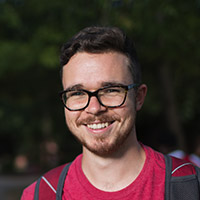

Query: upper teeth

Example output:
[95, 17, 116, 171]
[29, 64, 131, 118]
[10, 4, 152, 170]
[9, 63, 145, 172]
[87, 122, 109, 130]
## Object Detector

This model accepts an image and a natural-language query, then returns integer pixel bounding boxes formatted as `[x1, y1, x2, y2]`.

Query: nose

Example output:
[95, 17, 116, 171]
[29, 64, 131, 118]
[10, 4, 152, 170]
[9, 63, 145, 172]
[85, 96, 106, 114]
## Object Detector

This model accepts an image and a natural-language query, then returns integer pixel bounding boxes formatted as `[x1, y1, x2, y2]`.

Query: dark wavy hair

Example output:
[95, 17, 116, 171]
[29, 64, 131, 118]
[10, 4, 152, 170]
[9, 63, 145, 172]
[60, 26, 142, 84]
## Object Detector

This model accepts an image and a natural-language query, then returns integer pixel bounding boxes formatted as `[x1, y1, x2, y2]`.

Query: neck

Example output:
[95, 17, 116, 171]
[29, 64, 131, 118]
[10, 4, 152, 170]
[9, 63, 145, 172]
[81, 130, 146, 191]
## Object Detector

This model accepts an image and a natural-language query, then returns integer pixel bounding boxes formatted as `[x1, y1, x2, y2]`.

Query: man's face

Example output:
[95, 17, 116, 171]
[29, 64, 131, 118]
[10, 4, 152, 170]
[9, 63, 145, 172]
[62, 52, 142, 156]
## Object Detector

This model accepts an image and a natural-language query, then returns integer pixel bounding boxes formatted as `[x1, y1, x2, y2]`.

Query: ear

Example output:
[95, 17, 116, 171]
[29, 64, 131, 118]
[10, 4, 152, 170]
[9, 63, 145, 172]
[135, 84, 147, 111]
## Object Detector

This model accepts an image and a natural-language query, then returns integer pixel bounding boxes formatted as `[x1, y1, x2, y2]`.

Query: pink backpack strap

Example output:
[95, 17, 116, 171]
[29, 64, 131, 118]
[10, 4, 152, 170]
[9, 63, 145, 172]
[170, 156, 196, 177]
[34, 162, 72, 200]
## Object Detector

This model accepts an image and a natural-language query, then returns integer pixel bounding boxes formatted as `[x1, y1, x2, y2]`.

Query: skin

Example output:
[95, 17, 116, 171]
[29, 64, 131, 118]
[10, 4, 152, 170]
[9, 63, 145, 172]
[62, 51, 147, 191]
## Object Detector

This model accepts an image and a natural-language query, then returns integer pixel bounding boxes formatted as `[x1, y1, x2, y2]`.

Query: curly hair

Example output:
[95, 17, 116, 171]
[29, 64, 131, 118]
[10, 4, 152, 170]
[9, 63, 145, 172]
[60, 26, 142, 84]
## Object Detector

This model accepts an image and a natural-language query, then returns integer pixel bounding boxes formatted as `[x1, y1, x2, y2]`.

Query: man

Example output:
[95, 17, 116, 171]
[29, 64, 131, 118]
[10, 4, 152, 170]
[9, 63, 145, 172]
[21, 26, 199, 200]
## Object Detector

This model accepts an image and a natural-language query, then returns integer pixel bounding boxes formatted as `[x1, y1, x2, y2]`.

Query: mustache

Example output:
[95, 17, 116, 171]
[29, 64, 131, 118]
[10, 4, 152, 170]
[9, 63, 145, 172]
[76, 115, 120, 126]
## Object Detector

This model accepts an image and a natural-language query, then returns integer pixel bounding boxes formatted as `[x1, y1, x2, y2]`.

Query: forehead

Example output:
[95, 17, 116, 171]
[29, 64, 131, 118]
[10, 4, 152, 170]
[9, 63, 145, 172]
[62, 52, 133, 89]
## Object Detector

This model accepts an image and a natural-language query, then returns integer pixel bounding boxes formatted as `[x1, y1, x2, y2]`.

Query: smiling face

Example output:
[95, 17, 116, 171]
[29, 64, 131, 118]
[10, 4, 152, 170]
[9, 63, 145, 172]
[62, 52, 141, 156]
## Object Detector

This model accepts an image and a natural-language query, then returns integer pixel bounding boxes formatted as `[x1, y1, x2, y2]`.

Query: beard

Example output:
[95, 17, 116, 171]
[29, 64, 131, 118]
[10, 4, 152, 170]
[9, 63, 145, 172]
[81, 128, 131, 156]
[70, 114, 134, 157]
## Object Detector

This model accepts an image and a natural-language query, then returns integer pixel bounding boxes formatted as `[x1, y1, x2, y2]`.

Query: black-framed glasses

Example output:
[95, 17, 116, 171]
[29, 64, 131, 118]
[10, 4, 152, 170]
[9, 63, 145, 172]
[59, 83, 139, 111]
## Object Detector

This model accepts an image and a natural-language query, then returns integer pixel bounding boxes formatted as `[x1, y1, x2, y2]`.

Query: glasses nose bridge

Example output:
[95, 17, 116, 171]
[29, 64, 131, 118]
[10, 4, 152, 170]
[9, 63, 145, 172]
[84, 89, 107, 113]
[87, 89, 101, 104]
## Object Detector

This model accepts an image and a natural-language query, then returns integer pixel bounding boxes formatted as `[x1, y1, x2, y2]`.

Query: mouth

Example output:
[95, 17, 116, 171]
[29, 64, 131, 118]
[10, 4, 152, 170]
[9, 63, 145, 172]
[87, 122, 110, 130]
[78, 115, 118, 131]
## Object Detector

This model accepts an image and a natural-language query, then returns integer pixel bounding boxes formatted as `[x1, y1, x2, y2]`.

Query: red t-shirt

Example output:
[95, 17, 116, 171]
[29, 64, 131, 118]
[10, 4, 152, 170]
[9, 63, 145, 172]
[21, 145, 166, 200]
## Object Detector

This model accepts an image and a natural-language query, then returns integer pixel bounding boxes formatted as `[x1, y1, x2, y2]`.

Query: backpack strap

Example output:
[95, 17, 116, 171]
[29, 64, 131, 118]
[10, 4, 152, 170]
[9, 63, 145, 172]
[34, 177, 42, 200]
[164, 154, 200, 200]
[195, 165, 200, 185]
[34, 162, 72, 200]
[56, 162, 72, 200]
[164, 155, 172, 200]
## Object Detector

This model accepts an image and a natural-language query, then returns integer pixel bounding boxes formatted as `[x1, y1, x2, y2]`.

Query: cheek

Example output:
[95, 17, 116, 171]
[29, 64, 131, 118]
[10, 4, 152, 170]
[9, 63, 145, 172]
[64, 110, 77, 128]
[122, 100, 136, 124]
[125, 96, 136, 113]
[115, 105, 135, 125]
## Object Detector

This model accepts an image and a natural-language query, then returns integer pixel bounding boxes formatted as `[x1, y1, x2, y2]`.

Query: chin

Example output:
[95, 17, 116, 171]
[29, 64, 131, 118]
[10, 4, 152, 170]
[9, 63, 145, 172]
[83, 132, 130, 157]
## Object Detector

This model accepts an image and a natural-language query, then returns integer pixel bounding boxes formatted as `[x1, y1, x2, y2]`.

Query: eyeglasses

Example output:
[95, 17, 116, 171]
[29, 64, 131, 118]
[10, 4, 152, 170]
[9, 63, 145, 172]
[59, 83, 139, 111]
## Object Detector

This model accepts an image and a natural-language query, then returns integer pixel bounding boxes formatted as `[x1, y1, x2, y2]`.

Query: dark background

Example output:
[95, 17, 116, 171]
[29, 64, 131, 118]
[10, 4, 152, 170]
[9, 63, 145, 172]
[0, 0, 200, 199]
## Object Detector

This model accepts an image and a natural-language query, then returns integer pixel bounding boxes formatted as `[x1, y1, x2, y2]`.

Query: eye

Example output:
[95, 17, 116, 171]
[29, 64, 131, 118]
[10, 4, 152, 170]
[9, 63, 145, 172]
[67, 91, 86, 98]
[103, 87, 122, 94]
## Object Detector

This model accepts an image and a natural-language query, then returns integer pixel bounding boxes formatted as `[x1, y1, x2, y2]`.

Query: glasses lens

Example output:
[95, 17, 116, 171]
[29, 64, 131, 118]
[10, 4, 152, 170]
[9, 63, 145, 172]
[99, 87, 126, 107]
[62, 90, 88, 110]
[61, 86, 128, 110]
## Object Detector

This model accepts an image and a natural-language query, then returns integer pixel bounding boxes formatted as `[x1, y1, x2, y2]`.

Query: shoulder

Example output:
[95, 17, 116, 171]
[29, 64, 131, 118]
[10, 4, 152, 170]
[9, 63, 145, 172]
[20, 155, 82, 200]
[170, 156, 197, 177]
[143, 144, 166, 166]
[165, 155, 200, 199]
[21, 182, 36, 200]
[20, 164, 69, 200]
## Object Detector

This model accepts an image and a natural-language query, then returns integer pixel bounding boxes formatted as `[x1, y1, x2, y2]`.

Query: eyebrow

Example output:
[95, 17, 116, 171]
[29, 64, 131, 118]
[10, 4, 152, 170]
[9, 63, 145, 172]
[64, 82, 128, 92]
[101, 81, 127, 87]
[64, 84, 84, 91]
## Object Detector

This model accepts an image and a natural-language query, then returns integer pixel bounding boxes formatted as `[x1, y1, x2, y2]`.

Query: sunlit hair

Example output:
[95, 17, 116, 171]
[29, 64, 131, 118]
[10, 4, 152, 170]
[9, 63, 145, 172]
[60, 26, 142, 84]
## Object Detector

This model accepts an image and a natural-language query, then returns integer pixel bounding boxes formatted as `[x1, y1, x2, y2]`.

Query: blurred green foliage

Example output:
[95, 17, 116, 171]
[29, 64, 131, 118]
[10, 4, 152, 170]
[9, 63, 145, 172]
[0, 0, 200, 173]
